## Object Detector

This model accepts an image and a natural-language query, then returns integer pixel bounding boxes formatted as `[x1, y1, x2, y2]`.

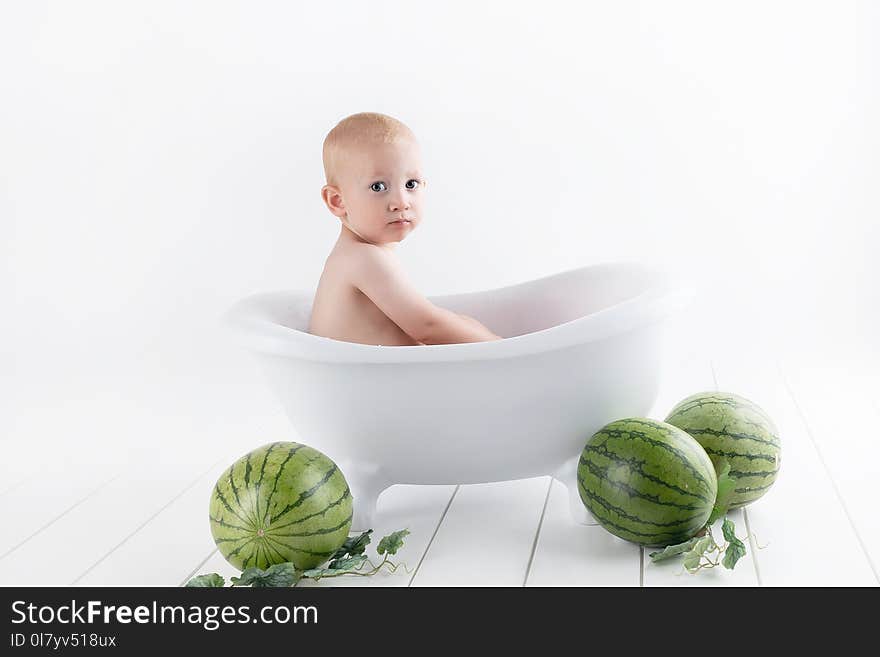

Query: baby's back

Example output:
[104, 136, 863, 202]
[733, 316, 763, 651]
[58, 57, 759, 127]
[308, 243, 422, 346]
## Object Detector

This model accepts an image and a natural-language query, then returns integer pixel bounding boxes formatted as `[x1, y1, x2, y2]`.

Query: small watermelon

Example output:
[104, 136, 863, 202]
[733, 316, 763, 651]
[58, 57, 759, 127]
[664, 391, 781, 509]
[209, 441, 353, 571]
[578, 418, 717, 547]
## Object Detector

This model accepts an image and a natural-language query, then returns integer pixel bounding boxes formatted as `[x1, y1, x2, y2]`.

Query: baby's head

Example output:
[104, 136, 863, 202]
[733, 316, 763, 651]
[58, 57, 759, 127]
[321, 112, 426, 246]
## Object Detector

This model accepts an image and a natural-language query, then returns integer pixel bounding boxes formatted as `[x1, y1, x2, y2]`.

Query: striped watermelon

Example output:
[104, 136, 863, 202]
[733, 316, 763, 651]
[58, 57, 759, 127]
[209, 441, 353, 571]
[664, 391, 781, 509]
[578, 418, 717, 547]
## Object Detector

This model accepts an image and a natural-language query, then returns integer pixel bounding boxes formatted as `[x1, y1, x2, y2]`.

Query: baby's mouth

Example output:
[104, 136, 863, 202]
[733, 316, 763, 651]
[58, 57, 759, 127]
[389, 218, 412, 224]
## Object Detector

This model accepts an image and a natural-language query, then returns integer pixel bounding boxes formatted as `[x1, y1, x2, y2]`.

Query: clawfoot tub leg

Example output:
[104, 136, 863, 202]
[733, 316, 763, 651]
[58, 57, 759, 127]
[553, 454, 599, 526]
[337, 461, 390, 532]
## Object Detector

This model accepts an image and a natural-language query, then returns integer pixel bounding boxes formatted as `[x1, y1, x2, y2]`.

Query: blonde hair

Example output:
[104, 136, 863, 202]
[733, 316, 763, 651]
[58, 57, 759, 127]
[322, 112, 416, 187]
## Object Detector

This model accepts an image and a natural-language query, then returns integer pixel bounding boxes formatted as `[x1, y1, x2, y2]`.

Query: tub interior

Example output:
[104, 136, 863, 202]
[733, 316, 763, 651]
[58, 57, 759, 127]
[258, 263, 658, 340]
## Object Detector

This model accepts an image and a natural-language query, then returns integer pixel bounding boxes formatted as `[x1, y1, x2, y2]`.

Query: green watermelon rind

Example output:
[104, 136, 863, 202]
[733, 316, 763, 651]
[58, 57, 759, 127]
[209, 441, 353, 572]
[664, 391, 781, 509]
[577, 418, 718, 547]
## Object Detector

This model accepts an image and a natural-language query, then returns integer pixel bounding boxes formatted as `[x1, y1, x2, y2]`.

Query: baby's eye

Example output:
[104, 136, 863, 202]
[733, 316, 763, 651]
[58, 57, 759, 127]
[406, 179, 421, 190]
[370, 182, 387, 192]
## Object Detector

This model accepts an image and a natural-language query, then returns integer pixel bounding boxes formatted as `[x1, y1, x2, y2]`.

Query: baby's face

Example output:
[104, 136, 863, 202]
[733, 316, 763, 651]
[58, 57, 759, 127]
[336, 138, 426, 245]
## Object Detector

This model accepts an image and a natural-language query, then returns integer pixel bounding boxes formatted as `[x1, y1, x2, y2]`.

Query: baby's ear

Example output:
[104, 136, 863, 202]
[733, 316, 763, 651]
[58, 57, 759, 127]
[321, 184, 346, 218]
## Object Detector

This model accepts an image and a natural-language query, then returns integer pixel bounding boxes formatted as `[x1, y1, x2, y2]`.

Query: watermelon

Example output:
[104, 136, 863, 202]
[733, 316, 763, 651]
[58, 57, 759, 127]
[664, 391, 781, 509]
[578, 418, 717, 547]
[209, 441, 353, 571]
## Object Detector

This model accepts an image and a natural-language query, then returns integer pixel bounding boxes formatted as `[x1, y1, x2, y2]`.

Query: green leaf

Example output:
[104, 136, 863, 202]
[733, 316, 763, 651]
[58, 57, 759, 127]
[377, 529, 410, 556]
[648, 537, 702, 562]
[303, 555, 369, 580]
[721, 518, 747, 570]
[329, 530, 373, 562]
[708, 459, 736, 525]
[300, 567, 336, 580]
[327, 554, 369, 572]
[230, 562, 301, 587]
[230, 567, 263, 587]
[721, 516, 737, 542]
[184, 573, 225, 587]
[683, 535, 715, 573]
[694, 535, 714, 555]
[682, 550, 703, 572]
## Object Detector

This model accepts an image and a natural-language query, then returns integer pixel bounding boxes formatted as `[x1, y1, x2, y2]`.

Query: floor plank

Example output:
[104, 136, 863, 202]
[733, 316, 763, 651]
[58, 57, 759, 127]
[711, 342, 877, 585]
[0, 461, 120, 565]
[76, 459, 231, 586]
[0, 472, 39, 501]
[0, 456, 224, 585]
[526, 479, 640, 586]
[777, 355, 880, 583]
[410, 477, 550, 586]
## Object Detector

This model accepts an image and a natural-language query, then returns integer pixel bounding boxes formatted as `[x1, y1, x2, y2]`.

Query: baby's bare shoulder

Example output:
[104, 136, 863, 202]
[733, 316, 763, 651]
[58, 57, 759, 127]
[331, 241, 394, 280]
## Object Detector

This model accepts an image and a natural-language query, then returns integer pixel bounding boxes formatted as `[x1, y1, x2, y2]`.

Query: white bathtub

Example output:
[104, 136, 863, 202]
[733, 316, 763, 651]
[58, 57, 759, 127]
[223, 262, 694, 530]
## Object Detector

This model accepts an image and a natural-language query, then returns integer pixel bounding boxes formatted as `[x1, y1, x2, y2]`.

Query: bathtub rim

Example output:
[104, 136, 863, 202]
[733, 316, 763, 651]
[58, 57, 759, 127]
[221, 260, 696, 364]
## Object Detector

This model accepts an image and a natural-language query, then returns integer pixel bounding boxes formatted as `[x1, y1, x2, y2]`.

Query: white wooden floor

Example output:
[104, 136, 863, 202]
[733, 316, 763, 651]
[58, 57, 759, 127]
[2, 312, 878, 587]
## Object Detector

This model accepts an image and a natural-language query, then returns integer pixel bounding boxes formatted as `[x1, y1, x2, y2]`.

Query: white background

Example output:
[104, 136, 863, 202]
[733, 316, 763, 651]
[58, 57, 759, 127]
[1, 1, 877, 463]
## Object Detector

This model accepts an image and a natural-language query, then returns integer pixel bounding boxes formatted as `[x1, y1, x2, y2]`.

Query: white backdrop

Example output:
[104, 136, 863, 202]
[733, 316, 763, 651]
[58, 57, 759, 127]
[1, 1, 877, 461]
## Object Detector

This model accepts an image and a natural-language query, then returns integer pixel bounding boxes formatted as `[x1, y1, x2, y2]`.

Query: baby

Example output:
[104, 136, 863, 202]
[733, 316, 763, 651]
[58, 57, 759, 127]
[308, 112, 502, 346]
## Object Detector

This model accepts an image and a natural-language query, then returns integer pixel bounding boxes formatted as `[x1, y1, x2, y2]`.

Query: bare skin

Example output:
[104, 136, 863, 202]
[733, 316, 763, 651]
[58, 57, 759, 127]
[308, 136, 501, 346]
[309, 228, 424, 346]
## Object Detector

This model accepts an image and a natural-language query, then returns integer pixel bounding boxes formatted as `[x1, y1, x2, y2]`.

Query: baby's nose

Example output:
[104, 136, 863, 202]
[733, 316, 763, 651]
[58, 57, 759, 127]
[389, 197, 410, 211]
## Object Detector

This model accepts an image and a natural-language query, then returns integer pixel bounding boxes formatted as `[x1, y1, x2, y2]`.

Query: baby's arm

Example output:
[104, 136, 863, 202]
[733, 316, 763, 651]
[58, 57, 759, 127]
[457, 313, 502, 340]
[351, 246, 502, 345]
